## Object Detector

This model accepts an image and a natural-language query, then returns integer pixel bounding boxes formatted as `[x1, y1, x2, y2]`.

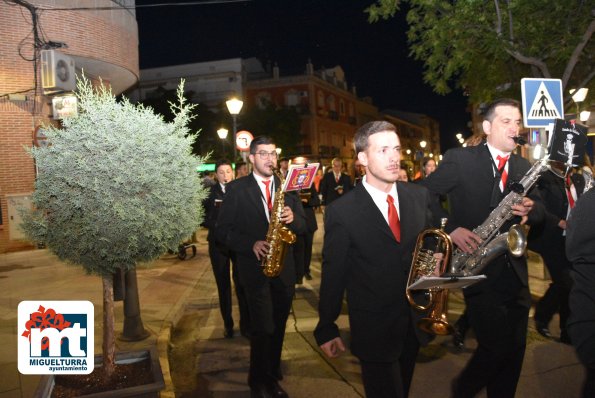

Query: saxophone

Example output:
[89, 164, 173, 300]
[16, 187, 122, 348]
[262, 169, 297, 277]
[446, 156, 550, 277]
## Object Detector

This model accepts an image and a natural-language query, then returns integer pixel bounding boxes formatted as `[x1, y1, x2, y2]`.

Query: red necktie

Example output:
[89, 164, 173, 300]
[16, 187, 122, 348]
[335, 174, 339, 183]
[387, 194, 401, 242]
[566, 176, 575, 208]
[262, 180, 272, 211]
[497, 155, 509, 191]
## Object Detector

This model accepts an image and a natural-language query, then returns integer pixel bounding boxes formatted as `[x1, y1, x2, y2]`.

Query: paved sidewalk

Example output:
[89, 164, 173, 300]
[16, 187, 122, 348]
[0, 214, 587, 397]
[0, 237, 210, 398]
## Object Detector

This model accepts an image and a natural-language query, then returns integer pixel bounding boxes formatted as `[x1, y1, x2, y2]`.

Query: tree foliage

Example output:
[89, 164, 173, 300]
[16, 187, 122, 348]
[366, 0, 594, 104]
[22, 77, 207, 277]
[240, 101, 302, 156]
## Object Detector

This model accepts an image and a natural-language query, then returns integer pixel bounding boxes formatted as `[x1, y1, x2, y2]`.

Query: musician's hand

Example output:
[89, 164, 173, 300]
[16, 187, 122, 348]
[320, 337, 346, 358]
[511, 197, 533, 218]
[253, 240, 270, 261]
[450, 227, 482, 253]
[558, 219, 567, 230]
[280, 206, 294, 224]
[432, 253, 444, 276]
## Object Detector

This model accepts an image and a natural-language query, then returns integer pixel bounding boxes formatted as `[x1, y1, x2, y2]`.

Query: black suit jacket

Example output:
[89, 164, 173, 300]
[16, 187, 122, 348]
[320, 171, 352, 205]
[215, 173, 306, 288]
[421, 142, 544, 291]
[314, 182, 433, 362]
[529, 170, 585, 254]
[203, 183, 225, 243]
[299, 186, 320, 233]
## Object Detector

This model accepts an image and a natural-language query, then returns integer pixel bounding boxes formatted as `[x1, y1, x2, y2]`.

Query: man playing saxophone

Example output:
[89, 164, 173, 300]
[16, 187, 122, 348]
[421, 98, 544, 397]
[216, 136, 306, 398]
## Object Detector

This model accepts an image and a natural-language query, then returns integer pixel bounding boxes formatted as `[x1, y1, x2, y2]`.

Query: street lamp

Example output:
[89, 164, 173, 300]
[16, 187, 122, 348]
[226, 98, 244, 162]
[570, 88, 589, 118]
[217, 127, 228, 156]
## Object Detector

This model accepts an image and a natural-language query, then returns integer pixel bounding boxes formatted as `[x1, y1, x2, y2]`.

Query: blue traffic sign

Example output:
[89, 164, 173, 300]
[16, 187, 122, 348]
[521, 78, 564, 128]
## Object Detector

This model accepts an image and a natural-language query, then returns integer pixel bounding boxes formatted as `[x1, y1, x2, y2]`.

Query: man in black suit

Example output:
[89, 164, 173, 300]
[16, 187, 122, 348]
[319, 157, 351, 205]
[295, 183, 320, 282]
[421, 98, 544, 397]
[216, 136, 306, 398]
[315, 121, 433, 397]
[529, 168, 585, 343]
[566, 187, 595, 398]
[203, 159, 250, 338]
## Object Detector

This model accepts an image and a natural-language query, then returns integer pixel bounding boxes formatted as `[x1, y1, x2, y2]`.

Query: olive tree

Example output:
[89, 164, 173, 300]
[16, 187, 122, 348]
[21, 77, 207, 380]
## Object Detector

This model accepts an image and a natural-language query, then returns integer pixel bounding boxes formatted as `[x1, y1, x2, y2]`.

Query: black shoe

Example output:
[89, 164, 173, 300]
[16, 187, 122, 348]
[250, 381, 288, 398]
[452, 327, 465, 350]
[535, 319, 552, 339]
[266, 381, 288, 398]
[249, 383, 270, 398]
[304, 272, 312, 280]
[224, 327, 234, 339]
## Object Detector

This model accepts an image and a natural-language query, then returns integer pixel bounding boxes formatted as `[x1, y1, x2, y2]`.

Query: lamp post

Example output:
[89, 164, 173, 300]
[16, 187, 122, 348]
[419, 140, 427, 178]
[226, 98, 244, 162]
[217, 127, 229, 157]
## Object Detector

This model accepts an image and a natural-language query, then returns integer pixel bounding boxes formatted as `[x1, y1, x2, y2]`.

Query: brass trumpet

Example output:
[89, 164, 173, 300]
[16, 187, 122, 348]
[406, 219, 454, 335]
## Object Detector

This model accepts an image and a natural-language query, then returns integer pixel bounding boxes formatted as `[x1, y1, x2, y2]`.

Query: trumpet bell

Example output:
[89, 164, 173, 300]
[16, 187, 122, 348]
[418, 317, 455, 336]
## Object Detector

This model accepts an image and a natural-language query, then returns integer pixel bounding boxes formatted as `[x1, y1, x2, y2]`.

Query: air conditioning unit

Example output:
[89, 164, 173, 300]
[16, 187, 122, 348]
[41, 50, 76, 94]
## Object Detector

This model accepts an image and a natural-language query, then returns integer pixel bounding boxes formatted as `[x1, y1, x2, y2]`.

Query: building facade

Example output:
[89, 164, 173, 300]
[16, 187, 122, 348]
[245, 61, 442, 174]
[0, 0, 139, 253]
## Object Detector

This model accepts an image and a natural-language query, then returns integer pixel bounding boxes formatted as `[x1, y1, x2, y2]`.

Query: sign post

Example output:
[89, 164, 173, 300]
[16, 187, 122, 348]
[235, 130, 253, 164]
[521, 78, 564, 128]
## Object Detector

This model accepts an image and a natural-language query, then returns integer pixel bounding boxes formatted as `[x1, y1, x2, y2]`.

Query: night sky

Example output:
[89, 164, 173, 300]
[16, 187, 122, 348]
[135, 0, 471, 151]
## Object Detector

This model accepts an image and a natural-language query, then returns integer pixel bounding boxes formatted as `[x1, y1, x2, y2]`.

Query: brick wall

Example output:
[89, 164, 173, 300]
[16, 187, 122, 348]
[0, 0, 139, 253]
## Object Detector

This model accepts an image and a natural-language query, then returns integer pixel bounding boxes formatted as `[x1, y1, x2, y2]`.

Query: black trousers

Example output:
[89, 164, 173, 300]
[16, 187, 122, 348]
[208, 242, 250, 332]
[303, 230, 315, 275]
[293, 235, 305, 281]
[534, 239, 572, 333]
[359, 322, 419, 398]
[454, 266, 530, 398]
[246, 277, 294, 385]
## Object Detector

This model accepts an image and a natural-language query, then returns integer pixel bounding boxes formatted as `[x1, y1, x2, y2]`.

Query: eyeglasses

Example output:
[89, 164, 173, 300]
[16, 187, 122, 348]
[253, 151, 278, 160]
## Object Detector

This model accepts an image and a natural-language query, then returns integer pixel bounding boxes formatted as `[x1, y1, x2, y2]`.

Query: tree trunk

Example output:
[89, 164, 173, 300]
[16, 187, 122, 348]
[102, 275, 116, 379]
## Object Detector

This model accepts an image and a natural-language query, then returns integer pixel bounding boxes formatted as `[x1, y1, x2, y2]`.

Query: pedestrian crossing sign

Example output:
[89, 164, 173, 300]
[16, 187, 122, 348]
[521, 78, 564, 128]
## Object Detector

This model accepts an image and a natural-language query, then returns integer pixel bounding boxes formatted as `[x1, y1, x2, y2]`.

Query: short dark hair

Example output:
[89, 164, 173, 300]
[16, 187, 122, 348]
[422, 157, 435, 167]
[235, 160, 246, 169]
[249, 136, 275, 153]
[279, 157, 289, 163]
[354, 121, 397, 153]
[482, 98, 521, 122]
[215, 159, 231, 172]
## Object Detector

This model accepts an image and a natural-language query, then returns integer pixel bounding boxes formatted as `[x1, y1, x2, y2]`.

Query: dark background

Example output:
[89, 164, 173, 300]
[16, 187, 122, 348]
[135, 0, 471, 151]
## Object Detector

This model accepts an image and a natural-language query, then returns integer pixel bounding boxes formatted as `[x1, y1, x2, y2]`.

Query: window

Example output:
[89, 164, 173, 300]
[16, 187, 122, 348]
[285, 90, 299, 107]
[317, 90, 325, 107]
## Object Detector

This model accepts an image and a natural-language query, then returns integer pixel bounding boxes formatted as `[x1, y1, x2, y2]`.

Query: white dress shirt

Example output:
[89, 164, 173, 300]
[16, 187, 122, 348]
[362, 175, 400, 226]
